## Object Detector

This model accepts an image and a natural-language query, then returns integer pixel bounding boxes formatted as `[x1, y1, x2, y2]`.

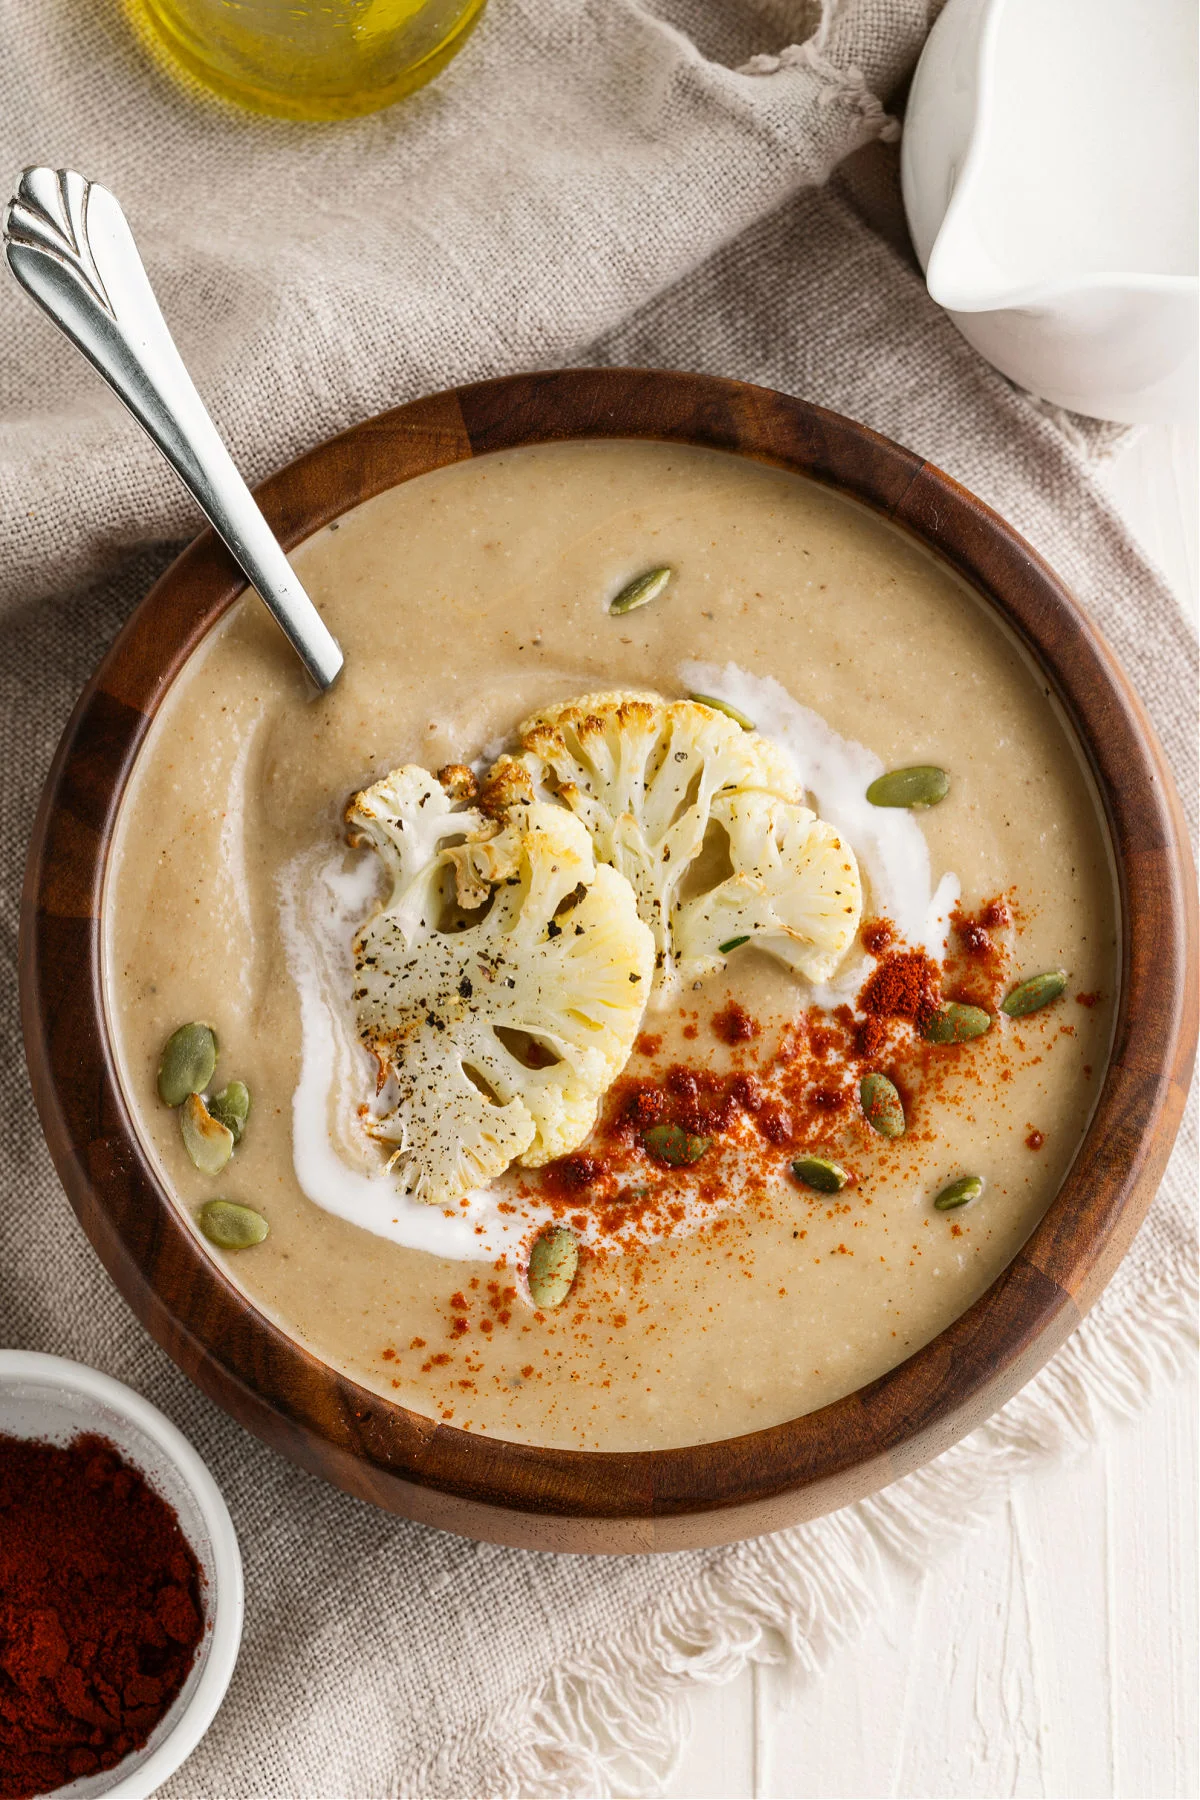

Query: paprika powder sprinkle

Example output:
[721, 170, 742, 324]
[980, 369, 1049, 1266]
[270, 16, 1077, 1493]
[0, 1432, 204, 1800]
[711, 1001, 758, 1045]
[857, 948, 940, 1026]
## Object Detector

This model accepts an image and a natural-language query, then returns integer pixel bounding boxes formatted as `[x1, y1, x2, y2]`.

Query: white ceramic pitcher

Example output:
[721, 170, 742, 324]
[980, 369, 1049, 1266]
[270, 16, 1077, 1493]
[902, 0, 1198, 423]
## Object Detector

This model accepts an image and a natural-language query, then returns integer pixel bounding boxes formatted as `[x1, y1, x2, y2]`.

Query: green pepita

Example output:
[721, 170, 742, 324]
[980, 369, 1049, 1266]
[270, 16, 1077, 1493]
[208, 1080, 250, 1143]
[866, 766, 950, 809]
[197, 1199, 269, 1249]
[934, 1175, 984, 1211]
[180, 1091, 234, 1176]
[689, 693, 755, 731]
[609, 566, 671, 615]
[921, 1002, 992, 1044]
[791, 1155, 850, 1194]
[527, 1226, 579, 1309]
[157, 1022, 217, 1107]
[718, 935, 751, 955]
[642, 1123, 712, 1167]
[860, 1072, 905, 1138]
[1002, 970, 1069, 1018]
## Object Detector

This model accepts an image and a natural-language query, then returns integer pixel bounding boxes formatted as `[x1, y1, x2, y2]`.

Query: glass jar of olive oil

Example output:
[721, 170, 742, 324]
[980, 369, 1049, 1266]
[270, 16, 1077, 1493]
[127, 0, 489, 121]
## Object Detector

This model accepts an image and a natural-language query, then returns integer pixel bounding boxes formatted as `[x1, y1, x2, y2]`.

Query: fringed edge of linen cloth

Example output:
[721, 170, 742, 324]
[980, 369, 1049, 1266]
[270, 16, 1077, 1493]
[739, 33, 901, 147]
[415, 1230, 1197, 1798]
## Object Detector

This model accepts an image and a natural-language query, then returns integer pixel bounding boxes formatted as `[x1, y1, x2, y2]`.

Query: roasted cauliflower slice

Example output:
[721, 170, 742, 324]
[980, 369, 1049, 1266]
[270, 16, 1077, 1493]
[484, 691, 800, 985]
[673, 791, 862, 983]
[346, 769, 653, 1205]
[484, 691, 860, 991]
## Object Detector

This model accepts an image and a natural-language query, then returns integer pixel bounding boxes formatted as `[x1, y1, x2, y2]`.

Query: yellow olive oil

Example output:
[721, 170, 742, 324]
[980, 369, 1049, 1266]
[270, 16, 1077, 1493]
[124, 0, 489, 121]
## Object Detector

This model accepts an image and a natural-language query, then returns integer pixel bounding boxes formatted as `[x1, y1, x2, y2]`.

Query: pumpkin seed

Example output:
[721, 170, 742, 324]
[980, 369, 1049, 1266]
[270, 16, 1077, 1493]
[208, 1080, 250, 1143]
[866, 765, 950, 809]
[197, 1199, 269, 1249]
[157, 1022, 217, 1107]
[180, 1092, 234, 1176]
[527, 1226, 579, 1309]
[718, 935, 751, 954]
[934, 1175, 984, 1211]
[609, 566, 671, 615]
[791, 1155, 850, 1194]
[921, 1002, 992, 1044]
[860, 1072, 905, 1138]
[1002, 969, 1069, 1018]
[642, 1122, 712, 1166]
[689, 693, 755, 731]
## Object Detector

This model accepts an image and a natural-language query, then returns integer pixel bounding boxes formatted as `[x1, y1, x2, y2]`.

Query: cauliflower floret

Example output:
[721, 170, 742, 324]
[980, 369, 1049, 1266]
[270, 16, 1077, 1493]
[346, 769, 653, 1205]
[673, 791, 862, 983]
[484, 691, 801, 986]
[485, 691, 860, 992]
[346, 765, 497, 936]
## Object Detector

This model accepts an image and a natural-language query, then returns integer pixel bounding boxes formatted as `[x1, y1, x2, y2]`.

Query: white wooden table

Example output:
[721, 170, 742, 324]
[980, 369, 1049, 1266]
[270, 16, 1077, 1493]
[668, 424, 1198, 1800]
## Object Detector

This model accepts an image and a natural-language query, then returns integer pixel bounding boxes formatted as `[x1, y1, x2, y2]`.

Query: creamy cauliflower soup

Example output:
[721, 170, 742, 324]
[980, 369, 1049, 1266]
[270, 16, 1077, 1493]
[104, 440, 1117, 1451]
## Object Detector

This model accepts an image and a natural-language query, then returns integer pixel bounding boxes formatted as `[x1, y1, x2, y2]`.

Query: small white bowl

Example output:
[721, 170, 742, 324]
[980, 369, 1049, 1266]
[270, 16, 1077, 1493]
[0, 1351, 243, 1799]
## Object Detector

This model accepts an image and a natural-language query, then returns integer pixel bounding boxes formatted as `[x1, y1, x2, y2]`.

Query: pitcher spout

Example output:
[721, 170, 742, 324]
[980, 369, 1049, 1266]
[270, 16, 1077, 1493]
[925, 209, 1016, 316]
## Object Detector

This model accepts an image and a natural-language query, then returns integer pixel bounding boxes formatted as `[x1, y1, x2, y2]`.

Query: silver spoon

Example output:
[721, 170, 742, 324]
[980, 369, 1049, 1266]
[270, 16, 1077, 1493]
[3, 167, 343, 693]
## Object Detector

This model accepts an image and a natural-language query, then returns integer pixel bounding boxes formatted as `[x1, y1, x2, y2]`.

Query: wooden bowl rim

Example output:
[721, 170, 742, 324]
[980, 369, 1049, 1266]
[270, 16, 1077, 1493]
[21, 368, 1197, 1527]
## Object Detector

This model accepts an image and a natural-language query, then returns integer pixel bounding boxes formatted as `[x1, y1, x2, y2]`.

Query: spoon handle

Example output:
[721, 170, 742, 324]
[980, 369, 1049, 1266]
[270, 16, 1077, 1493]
[3, 168, 343, 693]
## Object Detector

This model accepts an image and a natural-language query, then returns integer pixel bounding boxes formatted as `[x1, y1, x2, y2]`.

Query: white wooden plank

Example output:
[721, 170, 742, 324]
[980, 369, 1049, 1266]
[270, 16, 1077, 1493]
[1110, 1385, 1200, 1800]
[1100, 426, 1199, 628]
[1013, 1437, 1117, 1798]
[669, 1665, 758, 1798]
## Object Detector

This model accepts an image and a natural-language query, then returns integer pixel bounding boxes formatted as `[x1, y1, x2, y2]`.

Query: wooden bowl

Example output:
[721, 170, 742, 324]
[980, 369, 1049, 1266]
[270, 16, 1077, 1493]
[21, 370, 1197, 1553]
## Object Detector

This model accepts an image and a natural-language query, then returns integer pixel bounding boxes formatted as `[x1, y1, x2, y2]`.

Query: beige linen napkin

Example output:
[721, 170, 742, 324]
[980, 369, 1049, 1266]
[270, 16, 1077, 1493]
[1, 3, 1194, 1795]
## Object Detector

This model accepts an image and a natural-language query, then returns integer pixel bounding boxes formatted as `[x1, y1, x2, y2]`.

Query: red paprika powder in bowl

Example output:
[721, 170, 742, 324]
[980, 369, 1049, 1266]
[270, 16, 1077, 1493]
[0, 1352, 242, 1800]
